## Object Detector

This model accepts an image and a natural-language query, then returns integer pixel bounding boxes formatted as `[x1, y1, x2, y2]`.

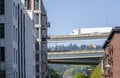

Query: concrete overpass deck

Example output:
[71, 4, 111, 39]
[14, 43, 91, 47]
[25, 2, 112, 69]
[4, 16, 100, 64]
[48, 33, 109, 42]
[48, 50, 104, 65]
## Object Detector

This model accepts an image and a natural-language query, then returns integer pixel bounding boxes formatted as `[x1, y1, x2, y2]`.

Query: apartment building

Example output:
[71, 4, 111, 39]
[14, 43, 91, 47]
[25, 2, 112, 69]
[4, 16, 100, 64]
[22, 0, 50, 78]
[34, 0, 50, 78]
[103, 27, 120, 78]
[0, 0, 49, 78]
[0, 0, 35, 78]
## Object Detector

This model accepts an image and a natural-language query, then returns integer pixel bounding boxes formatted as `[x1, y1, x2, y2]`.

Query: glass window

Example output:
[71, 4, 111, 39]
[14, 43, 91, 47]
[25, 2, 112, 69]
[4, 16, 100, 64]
[36, 75, 39, 78]
[25, 0, 32, 10]
[0, 70, 5, 78]
[15, 6, 17, 19]
[34, 0, 39, 10]
[16, 50, 17, 64]
[0, 47, 5, 62]
[36, 65, 39, 73]
[36, 54, 39, 61]
[35, 28, 39, 38]
[0, 23, 4, 38]
[13, 26, 15, 40]
[16, 28, 18, 42]
[34, 13, 39, 24]
[42, 38, 46, 41]
[0, 0, 4, 15]
[13, 3, 15, 16]
[13, 48, 15, 63]
[35, 42, 39, 50]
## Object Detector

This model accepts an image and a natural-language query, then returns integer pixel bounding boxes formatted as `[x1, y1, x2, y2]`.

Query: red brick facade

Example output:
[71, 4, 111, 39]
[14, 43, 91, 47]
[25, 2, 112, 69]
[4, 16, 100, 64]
[103, 28, 120, 78]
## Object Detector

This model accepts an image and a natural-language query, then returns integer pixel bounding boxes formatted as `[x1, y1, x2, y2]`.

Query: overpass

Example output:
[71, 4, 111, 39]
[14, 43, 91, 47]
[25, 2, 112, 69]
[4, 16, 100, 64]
[48, 33, 109, 65]
[48, 50, 104, 65]
[48, 33, 109, 42]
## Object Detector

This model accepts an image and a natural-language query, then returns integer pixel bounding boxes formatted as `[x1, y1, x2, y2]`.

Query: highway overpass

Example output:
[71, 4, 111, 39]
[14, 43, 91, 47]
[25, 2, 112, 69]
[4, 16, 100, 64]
[47, 33, 109, 64]
[48, 33, 109, 42]
[48, 50, 104, 65]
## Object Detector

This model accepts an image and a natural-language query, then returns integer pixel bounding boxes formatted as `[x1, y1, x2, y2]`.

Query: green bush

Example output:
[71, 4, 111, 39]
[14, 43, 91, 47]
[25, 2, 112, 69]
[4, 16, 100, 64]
[90, 65, 102, 78]
[74, 73, 85, 78]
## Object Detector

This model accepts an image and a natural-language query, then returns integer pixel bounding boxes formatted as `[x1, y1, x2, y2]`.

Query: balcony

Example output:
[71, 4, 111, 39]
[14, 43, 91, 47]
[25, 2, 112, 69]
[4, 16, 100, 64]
[47, 22, 50, 27]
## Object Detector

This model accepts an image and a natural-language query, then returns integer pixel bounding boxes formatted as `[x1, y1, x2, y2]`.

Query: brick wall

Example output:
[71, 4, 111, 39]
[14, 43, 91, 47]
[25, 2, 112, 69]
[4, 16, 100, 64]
[104, 32, 120, 78]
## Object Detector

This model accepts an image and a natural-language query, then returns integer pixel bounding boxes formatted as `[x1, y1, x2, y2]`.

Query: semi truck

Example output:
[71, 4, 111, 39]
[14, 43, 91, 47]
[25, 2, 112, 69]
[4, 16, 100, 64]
[70, 27, 112, 35]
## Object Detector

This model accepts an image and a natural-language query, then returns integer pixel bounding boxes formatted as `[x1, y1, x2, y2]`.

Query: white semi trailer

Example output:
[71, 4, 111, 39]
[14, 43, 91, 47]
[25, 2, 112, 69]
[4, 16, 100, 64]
[70, 27, 112, 35]
[80, 27, 112, 34]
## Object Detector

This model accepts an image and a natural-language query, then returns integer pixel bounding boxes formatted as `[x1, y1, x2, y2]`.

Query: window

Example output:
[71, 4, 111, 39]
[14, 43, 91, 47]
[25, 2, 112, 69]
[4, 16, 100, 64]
[34, 0, 39, 10]
[36, 75, 39, 78]
[14, 71, 15, 78]
[13, 25, 15, 40]
[35, 43, 39, 50]
[35, 42, 39, 50]
[34, 13, 39, 24]
[41, 29, 47, 38]
[41, 44, 47, 50]
[36, 65, 39, 73]
[0, 23, 4, 38]
[0, 47, 5, 62]
[35, 28, 39, 38]
[16, 50, 18, 64]
[13, 3, 15, 16]
[25, 0, 32, 10]
[36, 54, 39, 61]
[13, 26, 17, 42]
[16, 28, 18, 42]
[13, 48, 15, 63]
[15, 6, 18, 19]
[16, 72, 18, 78]
[0, 70, 5, 78]
[0, 0, 4, 15]
[42, 38, 46, 41]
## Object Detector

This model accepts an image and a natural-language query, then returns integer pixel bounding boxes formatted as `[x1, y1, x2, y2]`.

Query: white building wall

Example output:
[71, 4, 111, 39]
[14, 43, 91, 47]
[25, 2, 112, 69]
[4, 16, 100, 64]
[0, 0, 49, 78]
[25, 11, 35, 78]
[5, 0, 15, 78]
[0, 0, 36, 78]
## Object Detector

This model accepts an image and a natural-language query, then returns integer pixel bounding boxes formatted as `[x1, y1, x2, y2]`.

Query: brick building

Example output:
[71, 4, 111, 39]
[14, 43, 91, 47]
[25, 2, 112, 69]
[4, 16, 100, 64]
[103, 27, 120, 78]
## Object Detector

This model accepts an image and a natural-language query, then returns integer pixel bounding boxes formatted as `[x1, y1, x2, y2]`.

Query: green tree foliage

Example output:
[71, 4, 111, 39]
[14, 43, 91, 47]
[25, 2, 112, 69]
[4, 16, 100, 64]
[48, 67, 60, 78]
[90, 65, 102, 78]
[49, 64, 95, 77]
[74, 73, 85, 78]
[63, 68, 74, 78]
[48, 44, 102, 52]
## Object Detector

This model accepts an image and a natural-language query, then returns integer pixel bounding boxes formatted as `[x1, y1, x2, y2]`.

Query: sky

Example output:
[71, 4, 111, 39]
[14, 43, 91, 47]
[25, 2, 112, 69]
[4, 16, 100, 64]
[43, 0, 120, 35]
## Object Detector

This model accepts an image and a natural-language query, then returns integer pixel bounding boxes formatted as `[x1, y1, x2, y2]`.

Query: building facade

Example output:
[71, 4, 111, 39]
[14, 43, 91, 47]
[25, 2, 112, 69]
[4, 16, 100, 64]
[103, 27, 120, 78]
[22, 0, 50, 78]
[0, 0, 49, 78]
[34, 0, 50, 78]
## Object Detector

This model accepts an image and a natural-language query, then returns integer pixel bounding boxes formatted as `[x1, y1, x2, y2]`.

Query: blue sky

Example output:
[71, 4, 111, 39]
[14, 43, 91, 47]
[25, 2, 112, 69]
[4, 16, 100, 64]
[44, 0, 120, 35]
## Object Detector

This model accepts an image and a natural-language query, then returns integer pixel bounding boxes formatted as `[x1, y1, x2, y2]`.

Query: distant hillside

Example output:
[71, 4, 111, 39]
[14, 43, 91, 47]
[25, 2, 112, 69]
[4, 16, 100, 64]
[48, 44, 102, 52]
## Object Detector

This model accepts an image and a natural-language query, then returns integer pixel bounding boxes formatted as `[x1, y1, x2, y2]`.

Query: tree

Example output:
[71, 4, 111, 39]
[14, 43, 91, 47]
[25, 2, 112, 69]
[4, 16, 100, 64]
[48, 67, 60, 78]
[74, 73, 85, 78]
[90, 65, 102, 78]
[63, 68, 74, 78]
